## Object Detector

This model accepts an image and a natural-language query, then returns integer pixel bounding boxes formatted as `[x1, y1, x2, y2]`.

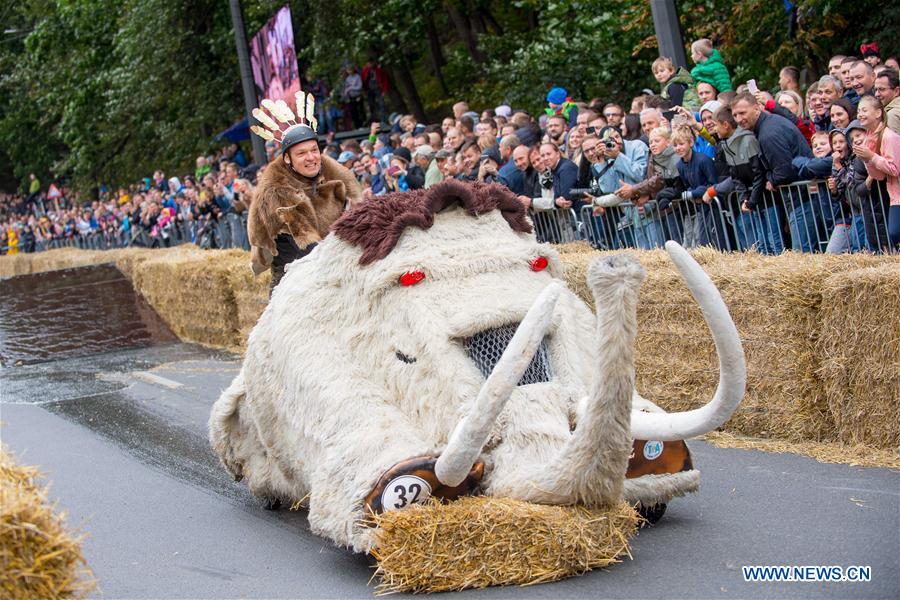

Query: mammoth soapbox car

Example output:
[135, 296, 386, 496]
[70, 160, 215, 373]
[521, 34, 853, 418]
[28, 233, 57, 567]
[209, 180, 745, 590]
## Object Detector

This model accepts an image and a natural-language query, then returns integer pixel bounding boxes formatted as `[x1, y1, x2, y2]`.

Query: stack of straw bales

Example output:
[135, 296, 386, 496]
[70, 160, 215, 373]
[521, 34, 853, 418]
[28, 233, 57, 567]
[0, 446, 95, 599]
[560, 245, 895, 448]
[819, 263, 900, 448]
[3, 245, 897, 451]
[0, 247, 145, 278]
[371, 497, 638, 593]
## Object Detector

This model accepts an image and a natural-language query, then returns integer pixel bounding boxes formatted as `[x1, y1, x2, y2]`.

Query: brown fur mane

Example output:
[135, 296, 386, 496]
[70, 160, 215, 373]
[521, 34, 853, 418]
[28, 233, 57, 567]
[333, 180, 533, 265]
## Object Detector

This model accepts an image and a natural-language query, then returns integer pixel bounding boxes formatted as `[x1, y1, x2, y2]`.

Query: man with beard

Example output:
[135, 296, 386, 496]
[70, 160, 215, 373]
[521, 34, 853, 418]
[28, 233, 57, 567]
[248, 123, 363, 288]
[545, 114, 568, 153]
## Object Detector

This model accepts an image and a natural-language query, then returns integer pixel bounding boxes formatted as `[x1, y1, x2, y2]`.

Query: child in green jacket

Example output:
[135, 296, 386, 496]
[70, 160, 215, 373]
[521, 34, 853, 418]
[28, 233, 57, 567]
[690, 39, 733, 93]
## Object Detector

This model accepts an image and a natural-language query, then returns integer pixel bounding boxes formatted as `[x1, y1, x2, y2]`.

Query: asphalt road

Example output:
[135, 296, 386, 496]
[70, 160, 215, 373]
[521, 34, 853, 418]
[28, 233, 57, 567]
[1, 342, 897, 599]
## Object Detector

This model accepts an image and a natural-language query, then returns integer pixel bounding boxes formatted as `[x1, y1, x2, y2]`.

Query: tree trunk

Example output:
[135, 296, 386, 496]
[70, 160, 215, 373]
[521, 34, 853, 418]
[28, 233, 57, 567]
[392, 61, 427, 122]
[384, 66, 409, 115]
[424, 14, 450, 95]
[446, 3, 485, 63]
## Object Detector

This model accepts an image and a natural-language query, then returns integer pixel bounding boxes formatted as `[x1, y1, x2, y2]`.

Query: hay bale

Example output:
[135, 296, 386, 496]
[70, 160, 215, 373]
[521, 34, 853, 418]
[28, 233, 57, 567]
[218, 251, 271, 349]
[0, 247, 148, 278]
[820, 263, 900, 448]
[127, 247, 242, 349]
[560, 248, 888, 443]
[371, 497, 638, 594]
[0, 446, 95, 599]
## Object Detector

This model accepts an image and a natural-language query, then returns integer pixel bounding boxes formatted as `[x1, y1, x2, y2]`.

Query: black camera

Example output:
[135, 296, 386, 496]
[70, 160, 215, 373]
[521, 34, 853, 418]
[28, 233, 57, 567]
[566, 183, 602, 202]
[603, 140, 617, 150]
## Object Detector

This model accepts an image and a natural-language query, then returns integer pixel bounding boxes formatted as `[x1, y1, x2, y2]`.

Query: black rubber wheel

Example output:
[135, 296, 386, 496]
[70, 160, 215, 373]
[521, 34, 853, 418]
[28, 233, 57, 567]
[637, 502, 667, 525]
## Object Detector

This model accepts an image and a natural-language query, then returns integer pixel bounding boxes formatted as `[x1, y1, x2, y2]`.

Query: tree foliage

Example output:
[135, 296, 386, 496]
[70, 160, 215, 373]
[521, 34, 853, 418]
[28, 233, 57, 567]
[1, 0, 895, 192]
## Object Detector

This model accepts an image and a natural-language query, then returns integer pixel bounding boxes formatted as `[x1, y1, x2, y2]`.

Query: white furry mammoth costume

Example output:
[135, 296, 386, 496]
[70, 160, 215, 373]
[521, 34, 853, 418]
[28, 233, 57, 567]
[209, 180, 746, 552]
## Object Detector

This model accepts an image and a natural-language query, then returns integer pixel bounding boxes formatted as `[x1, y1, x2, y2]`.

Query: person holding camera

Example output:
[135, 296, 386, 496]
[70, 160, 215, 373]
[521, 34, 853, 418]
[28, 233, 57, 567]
[581, 126, 650, 248]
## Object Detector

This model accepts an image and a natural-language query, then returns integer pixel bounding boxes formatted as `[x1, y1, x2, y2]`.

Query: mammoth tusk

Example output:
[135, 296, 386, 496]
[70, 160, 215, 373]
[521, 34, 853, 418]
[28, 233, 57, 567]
[435, 282, 562, 487]
[630, 241, 746, 441]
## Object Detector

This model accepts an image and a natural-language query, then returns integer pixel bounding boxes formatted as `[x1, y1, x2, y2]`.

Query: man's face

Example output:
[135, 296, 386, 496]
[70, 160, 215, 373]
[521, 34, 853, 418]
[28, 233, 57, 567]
[462, 147, 480, 171]
[283, 140, 322, 178]
[874, 76, 898, 105]
[581, 139, 600, 162]
[828, 57, 844, 78]
[444, 128, 462, 150]
[576, 112, 593, 133]
[603, 106, 624, 126]
[701, 110, 716, 132]
[452, 102, 468, 119]
[512, 146, 530, 171]
[588, 117, 607, 133]
[697, 82, 717, 103]
[641, 113, 660, 136]
[731, 99, 760, 131]
[539, 145, 559, 170]
[840, 63, 854, 88]
[851, 64, 875, 94]
[778, 70, 793, 91]
[441, 117, 455, 133]
[819, 84, 839, 108]
[546, 118, 566, 141]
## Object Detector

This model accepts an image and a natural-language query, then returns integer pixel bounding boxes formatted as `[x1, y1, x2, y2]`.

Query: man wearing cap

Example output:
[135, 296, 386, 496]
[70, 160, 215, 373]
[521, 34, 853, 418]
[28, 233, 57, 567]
[248, 123, 363, 287]
[545, 86, 579, 128]
[427, 150, 451, 188]
[413, 145, 439, 189]
[337, 150, 358, 169]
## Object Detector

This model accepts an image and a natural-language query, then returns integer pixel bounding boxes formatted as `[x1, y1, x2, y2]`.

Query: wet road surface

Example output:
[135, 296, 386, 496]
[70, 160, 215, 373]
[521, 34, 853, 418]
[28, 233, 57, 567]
[1, 342, 897, 599]
[0, 264, 176, 366]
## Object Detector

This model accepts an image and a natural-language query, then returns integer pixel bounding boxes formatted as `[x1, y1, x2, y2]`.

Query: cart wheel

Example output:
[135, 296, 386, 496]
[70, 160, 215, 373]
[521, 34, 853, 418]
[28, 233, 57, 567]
[637, 502, 667, 525]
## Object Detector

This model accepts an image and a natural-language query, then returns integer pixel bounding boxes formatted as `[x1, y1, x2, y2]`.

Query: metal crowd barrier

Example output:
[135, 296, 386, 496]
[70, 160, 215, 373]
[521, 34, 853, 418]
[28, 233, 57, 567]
[528, 207, 582, 244]
[1, 213, 252, 256]
[574, 180, 895, 255]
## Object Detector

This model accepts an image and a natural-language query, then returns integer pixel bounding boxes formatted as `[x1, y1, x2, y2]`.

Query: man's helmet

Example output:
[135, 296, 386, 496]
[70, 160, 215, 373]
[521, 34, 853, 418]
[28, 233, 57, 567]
[280, 124, 318, 156]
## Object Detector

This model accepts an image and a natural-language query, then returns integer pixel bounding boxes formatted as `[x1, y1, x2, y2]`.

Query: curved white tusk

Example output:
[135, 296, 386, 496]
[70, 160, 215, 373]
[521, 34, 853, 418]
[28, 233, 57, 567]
[630, 242, 747, 441]
[435, 282, 562, 487]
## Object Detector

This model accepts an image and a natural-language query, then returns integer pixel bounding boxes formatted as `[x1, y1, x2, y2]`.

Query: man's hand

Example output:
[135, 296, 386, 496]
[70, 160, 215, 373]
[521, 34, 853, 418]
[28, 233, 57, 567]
[370, 122, 381, 135]
[555, 196, 572, 209]
[741, 201, 752, 213]
[765, 181, 775, 192]
[615, 180, 634, 198]
[517, 195, 532, 210]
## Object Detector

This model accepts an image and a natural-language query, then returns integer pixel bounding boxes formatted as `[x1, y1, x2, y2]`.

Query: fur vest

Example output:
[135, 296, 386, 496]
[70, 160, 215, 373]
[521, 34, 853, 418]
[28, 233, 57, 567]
[248, 155, 363, 274]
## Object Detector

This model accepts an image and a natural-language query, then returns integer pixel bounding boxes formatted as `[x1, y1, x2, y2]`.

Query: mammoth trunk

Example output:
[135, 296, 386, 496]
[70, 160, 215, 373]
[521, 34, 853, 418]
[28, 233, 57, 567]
[531, 255, 644, 507]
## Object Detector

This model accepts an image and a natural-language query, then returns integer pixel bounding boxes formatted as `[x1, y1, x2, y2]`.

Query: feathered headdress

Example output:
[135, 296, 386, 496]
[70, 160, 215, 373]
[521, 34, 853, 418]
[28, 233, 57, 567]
[249, 88, 319, 144]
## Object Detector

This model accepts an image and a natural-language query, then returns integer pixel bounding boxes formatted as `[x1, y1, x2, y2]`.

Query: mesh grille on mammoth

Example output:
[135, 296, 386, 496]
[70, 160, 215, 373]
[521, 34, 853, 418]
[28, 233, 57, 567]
[464, 323, 553, 385]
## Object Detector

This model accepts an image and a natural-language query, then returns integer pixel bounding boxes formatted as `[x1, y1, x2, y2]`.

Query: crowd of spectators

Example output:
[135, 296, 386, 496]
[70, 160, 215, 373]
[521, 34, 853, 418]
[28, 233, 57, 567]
[4, 40, 899, 256]
[1, 144, 255, 254]
[320, 40, 898, 254]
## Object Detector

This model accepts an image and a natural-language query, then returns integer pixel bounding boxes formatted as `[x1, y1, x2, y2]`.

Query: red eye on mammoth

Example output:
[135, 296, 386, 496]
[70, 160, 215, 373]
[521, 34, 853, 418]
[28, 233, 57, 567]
[399, 271, 426, 286]
[530, 256, 549, 272]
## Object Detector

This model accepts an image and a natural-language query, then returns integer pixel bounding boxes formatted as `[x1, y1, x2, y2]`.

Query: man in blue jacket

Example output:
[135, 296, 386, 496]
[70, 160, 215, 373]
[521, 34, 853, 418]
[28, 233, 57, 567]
[731, 92, 819, 253]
